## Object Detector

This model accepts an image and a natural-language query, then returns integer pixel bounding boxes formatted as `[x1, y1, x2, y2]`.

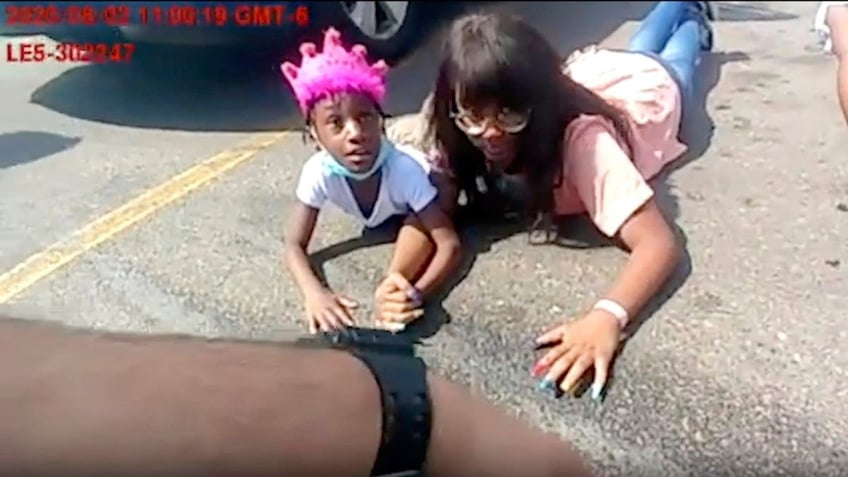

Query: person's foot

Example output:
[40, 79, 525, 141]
[691, 1, 715, 51]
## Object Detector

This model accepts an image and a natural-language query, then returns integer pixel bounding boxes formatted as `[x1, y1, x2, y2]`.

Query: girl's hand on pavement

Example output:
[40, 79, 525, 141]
[373, 272, 424, 332]
[303, 289, 358, 333]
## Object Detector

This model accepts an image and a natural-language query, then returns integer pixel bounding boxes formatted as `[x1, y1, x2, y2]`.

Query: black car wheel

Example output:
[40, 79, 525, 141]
[336, 1, 424, 61]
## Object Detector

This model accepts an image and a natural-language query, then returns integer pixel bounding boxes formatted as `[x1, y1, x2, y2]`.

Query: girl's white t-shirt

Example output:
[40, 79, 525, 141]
[294, 143, 438, 228]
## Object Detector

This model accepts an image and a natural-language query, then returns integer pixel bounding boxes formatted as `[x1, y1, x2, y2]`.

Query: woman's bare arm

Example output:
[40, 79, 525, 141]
[608, 199, 682, 319]
[0, 316, 593, 477]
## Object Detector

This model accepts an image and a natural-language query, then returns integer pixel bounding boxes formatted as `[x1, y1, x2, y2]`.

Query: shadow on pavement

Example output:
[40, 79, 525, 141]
[308, 216, 526, 340]
[0, 131, 81, 169]
[29, 60, 305, 133]
[27, 2, 652, 133]
[655, 50, 752, 223]
[716, 2, 799, 22]
[24, 9, 459, 134]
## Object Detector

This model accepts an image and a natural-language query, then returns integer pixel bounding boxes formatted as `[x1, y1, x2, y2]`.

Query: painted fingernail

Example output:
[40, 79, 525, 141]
[531, 362, 548, 377]
[538, 378, 556, 392]
[590, 382, 603, 401]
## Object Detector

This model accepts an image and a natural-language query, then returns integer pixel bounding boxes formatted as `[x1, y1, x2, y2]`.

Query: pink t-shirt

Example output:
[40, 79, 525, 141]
[556, 47, 687, 236]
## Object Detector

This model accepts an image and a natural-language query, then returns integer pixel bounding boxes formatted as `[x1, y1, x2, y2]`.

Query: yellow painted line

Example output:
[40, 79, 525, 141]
[0, 132, 288, 304]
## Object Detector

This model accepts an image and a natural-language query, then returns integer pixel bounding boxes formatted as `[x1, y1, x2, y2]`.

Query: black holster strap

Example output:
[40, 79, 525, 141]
[293, 328, 432, 477]
[351, 349, 431, 476]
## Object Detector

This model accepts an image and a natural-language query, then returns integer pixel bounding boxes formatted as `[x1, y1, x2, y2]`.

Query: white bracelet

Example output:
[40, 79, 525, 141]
[593, 299, 629, 330]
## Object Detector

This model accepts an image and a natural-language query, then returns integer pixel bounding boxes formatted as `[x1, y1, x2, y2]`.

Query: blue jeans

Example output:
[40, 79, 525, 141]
[627, 1, 705, 105]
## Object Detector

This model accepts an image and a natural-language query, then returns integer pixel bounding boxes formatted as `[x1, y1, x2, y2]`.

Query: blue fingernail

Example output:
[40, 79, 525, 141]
[590, 382, 603, 401]
[538, 378, 556, 392]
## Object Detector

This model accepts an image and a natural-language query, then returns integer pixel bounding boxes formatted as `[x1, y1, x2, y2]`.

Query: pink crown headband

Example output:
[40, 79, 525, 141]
[281, 27, 389, 114]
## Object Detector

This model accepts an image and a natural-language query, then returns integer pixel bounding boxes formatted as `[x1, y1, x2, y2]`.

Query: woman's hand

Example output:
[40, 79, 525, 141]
[532, 310, 622, 400]
[373, 272, 424, 332]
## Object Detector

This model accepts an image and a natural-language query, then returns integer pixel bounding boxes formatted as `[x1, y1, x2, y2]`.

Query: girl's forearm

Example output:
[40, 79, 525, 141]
[284, 244, 326, 297]
[413, 239, 462, 297]
[602, 236, 681, 321]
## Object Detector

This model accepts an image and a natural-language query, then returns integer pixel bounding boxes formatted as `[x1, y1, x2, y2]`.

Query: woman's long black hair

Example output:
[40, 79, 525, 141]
[426, 12, 633, 232]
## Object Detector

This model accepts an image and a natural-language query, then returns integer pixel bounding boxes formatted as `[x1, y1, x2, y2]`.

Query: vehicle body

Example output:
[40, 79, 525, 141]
[1, 1, 444, 63]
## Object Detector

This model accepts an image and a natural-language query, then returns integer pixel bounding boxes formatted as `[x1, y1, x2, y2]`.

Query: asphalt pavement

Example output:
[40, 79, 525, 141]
[2, 2, 847, 475]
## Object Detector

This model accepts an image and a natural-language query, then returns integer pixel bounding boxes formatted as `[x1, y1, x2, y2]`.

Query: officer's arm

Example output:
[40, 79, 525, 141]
[0, 317, 592, 477]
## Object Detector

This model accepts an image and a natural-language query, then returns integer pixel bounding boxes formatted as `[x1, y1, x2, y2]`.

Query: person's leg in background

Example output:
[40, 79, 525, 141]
[627, 1, 695, 54]
[825, 4, 848, 126]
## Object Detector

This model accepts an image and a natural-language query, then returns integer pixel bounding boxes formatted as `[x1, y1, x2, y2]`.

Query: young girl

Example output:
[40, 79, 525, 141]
[281, 28, 461, 334]
[413, 2, 714, 398]
[815, 2, 848, 126]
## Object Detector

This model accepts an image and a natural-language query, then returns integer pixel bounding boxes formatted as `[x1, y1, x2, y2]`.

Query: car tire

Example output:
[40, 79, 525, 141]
[333, 1, 426, 62]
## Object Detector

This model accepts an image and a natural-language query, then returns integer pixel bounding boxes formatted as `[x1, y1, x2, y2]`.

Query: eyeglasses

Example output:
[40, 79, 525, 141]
[450, 89, 530, 136]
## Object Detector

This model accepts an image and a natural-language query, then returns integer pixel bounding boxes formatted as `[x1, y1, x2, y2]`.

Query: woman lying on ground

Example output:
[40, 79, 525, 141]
[381, 1, 715, 399]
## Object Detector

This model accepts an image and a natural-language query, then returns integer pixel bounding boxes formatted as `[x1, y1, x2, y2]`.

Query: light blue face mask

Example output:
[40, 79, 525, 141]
[321, 138, 394, 181]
